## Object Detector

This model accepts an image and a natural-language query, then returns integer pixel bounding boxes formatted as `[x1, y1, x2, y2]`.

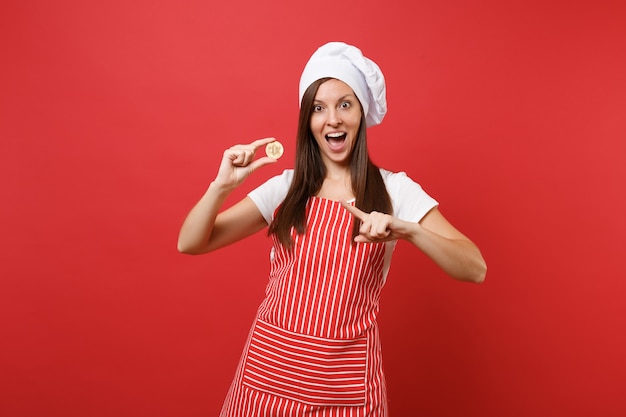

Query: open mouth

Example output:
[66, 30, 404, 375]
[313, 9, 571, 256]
[325, 132, 347, 150]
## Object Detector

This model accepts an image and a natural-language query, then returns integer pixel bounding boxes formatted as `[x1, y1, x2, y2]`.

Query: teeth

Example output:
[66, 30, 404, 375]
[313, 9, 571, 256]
[326, 132, 345, 138]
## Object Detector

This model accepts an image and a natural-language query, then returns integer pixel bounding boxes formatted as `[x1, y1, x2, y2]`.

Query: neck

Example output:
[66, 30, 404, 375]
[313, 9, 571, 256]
[323, 161, 351, 180]
[316, 167, 353, 201]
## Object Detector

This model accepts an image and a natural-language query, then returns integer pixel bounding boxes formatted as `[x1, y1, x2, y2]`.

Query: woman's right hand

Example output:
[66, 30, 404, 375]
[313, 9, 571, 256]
[213, 137, 279, 190]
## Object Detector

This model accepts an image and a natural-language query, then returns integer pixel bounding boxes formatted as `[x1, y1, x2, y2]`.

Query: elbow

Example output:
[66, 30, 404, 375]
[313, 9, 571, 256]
[451, 257, 487, 284]
[471, 269, 487, 284]
[177, 231, 210, 255]
[177, 241, 202, 255]
[177, 243, 193, 255]
[468, 259, 487, 284]
[177, 238, 215, 255]
[464, 248, 487, 283]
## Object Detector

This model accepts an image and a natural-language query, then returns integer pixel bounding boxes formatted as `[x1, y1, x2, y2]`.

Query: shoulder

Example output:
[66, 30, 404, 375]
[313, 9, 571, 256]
[380, 168, 422, 191]
[247, 169, 294, 224]
[274, 169, 294, 186]
[379, 168, 439, 222]
[252, 169, 293, 193]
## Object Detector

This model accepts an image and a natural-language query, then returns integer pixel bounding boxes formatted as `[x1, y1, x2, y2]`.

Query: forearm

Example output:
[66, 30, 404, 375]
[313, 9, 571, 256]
[177, 181, 232, 254]
[405, 223, 487, 283]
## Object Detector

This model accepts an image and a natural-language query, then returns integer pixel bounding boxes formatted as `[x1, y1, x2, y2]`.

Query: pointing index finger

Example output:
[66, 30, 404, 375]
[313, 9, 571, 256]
[340, 200, 367, 221]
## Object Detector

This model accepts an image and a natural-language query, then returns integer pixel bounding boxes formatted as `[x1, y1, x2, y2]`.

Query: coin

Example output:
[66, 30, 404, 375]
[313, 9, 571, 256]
[265, 141, 284, 159]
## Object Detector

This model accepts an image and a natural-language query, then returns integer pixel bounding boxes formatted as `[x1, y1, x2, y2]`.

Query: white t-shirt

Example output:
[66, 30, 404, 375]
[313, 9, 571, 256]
[248, 169, 439, 282]
[248, 169, 438, 224]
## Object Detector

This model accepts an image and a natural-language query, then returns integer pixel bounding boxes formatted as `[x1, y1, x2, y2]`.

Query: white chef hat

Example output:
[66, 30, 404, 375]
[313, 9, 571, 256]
[299, 42, 387, 127]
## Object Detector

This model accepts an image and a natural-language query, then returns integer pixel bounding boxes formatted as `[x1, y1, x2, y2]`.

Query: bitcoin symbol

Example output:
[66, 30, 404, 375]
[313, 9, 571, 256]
[265, 141, 284, 159]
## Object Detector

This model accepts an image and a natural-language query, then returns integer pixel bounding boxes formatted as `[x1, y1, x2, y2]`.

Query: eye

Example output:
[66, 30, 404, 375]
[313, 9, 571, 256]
[313, 105, 323, 112]
[339, 101, 351, 109]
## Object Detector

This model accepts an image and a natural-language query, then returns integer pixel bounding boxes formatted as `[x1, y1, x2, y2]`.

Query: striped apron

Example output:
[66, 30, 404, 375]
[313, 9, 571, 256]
[220, 197, 389, 416]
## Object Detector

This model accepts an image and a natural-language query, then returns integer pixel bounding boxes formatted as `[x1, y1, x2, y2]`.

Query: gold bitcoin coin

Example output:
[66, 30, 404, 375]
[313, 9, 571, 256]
[265, 141, 284, 159]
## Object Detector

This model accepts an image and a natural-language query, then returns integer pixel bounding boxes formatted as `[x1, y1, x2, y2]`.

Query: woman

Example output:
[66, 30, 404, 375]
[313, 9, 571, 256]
[178, 42, 486, 416]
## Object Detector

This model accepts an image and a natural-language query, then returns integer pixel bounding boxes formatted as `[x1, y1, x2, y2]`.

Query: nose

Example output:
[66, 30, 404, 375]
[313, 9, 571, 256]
[326, 108, 342, 126]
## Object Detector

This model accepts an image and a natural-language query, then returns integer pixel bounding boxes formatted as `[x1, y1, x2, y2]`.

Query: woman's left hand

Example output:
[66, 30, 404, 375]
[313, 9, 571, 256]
[340, 201, 412, 243]
[342, 201, 487, 283]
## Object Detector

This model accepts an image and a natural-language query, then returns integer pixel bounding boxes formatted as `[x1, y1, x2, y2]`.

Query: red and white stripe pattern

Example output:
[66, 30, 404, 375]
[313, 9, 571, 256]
[220, 198, 389, 416]
[243, 319, 367, 406]
[260, 198, 387, 339]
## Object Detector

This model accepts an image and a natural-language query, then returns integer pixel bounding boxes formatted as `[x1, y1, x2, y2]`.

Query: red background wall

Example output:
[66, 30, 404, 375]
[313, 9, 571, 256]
[2, 0, 625, 416]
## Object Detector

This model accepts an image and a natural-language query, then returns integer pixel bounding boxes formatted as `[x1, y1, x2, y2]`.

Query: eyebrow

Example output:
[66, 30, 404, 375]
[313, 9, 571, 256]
[313, 94, 356, 105]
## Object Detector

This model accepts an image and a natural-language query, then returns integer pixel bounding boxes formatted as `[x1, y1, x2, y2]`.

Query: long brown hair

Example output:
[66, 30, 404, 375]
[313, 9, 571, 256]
[268, 77, 392, 247]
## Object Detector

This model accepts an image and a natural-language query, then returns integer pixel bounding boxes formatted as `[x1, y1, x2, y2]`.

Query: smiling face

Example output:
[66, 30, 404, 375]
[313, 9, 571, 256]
[309, 78, 363, 167]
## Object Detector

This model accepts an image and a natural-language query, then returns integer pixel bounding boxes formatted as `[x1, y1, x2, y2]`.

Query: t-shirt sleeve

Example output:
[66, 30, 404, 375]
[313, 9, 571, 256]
[247, 169, 294, 225]
[381, 170, 439, 223]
